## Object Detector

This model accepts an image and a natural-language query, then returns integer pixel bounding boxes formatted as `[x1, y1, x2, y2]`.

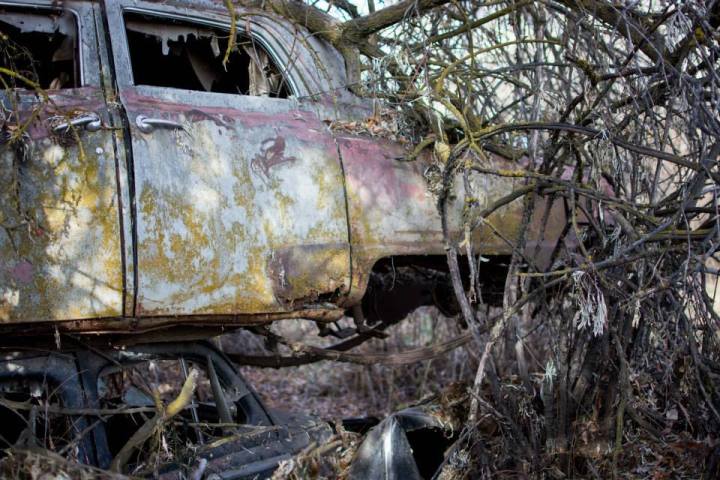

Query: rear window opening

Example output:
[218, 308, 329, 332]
[124, 13, 291, 98]
[0, 8, 80, 89]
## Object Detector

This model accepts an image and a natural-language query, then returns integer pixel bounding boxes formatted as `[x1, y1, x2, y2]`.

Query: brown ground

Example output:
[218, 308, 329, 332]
[222, 307, 474, 419]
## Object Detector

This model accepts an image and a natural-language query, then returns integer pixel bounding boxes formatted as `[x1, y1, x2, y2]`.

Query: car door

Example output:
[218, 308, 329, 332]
[102, 1, 351, 317]
[0, 1, 124, 323]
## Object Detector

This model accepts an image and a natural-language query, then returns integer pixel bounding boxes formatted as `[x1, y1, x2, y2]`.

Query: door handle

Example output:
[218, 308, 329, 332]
[52, 113, 102, 134]
[135, 115, 184, 133]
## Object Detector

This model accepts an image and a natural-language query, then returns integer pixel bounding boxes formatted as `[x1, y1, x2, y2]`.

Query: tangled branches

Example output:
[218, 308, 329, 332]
[275, 0, 720, 476]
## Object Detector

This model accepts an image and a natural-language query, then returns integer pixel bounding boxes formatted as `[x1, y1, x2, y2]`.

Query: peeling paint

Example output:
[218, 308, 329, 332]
[250, 136, 298, 181]
[0, 2, 568, 335]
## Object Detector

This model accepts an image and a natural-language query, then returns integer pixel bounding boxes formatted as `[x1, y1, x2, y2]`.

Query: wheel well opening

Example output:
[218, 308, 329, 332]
[357, 255, 511, 325]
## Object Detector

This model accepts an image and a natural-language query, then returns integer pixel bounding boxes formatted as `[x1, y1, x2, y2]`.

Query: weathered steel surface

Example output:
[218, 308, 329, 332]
[337, 135, 527, 304]
[0, 89, 123, 322]
[121, 89, 350, 317]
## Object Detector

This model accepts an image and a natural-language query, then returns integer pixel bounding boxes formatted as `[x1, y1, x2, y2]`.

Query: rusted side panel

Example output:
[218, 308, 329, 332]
[0, 89, 123, 322]
[338, 136, 524, 251]
[338, 136, 447, 262]
[337, 135, 564, 304]
[122, 90, 350, 317]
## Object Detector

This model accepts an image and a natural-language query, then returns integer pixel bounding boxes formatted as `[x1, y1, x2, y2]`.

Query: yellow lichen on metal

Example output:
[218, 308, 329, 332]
[0, 119, 123, 322]
[131, 114, 350, 317]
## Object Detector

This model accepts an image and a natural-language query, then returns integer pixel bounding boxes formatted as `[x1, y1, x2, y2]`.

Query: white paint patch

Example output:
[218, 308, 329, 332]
[1, 288, 20, 307]
[191, 184, 221, 212]
[70, 269, 121, 311]
[42, 144, 65, 165]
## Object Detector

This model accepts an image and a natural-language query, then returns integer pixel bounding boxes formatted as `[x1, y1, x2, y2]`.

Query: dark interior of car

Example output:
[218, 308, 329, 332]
[125, 13, 290, 98]
[0, 8, 79, 89]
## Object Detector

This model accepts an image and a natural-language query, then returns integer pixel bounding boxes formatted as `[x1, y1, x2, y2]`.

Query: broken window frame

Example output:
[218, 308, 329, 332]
[119, 7, 298, 99]
[0, 2, 86, 90]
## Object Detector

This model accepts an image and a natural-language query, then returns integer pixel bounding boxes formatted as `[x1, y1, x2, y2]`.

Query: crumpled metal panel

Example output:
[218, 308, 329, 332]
[0, 89, 123, 322]
[122, 90, 350, 316]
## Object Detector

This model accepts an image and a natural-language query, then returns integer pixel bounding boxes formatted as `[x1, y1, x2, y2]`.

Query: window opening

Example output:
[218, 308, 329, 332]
[0, 8, 80, 89]
[124, 13, 291, 98]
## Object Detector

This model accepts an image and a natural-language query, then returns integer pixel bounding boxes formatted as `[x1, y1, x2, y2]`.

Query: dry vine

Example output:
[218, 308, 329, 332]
[246, 0, 720, 477]
[0, 0, 718, 477]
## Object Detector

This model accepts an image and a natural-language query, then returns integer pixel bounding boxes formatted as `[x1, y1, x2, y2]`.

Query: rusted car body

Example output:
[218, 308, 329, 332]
[0, 0, 564, 340]
[0, 0, 568, 476]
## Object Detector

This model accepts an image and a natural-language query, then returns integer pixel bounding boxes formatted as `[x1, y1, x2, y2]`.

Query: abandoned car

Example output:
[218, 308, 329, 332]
[0, 0, 566, 476]
[0, 341, 337, 477]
